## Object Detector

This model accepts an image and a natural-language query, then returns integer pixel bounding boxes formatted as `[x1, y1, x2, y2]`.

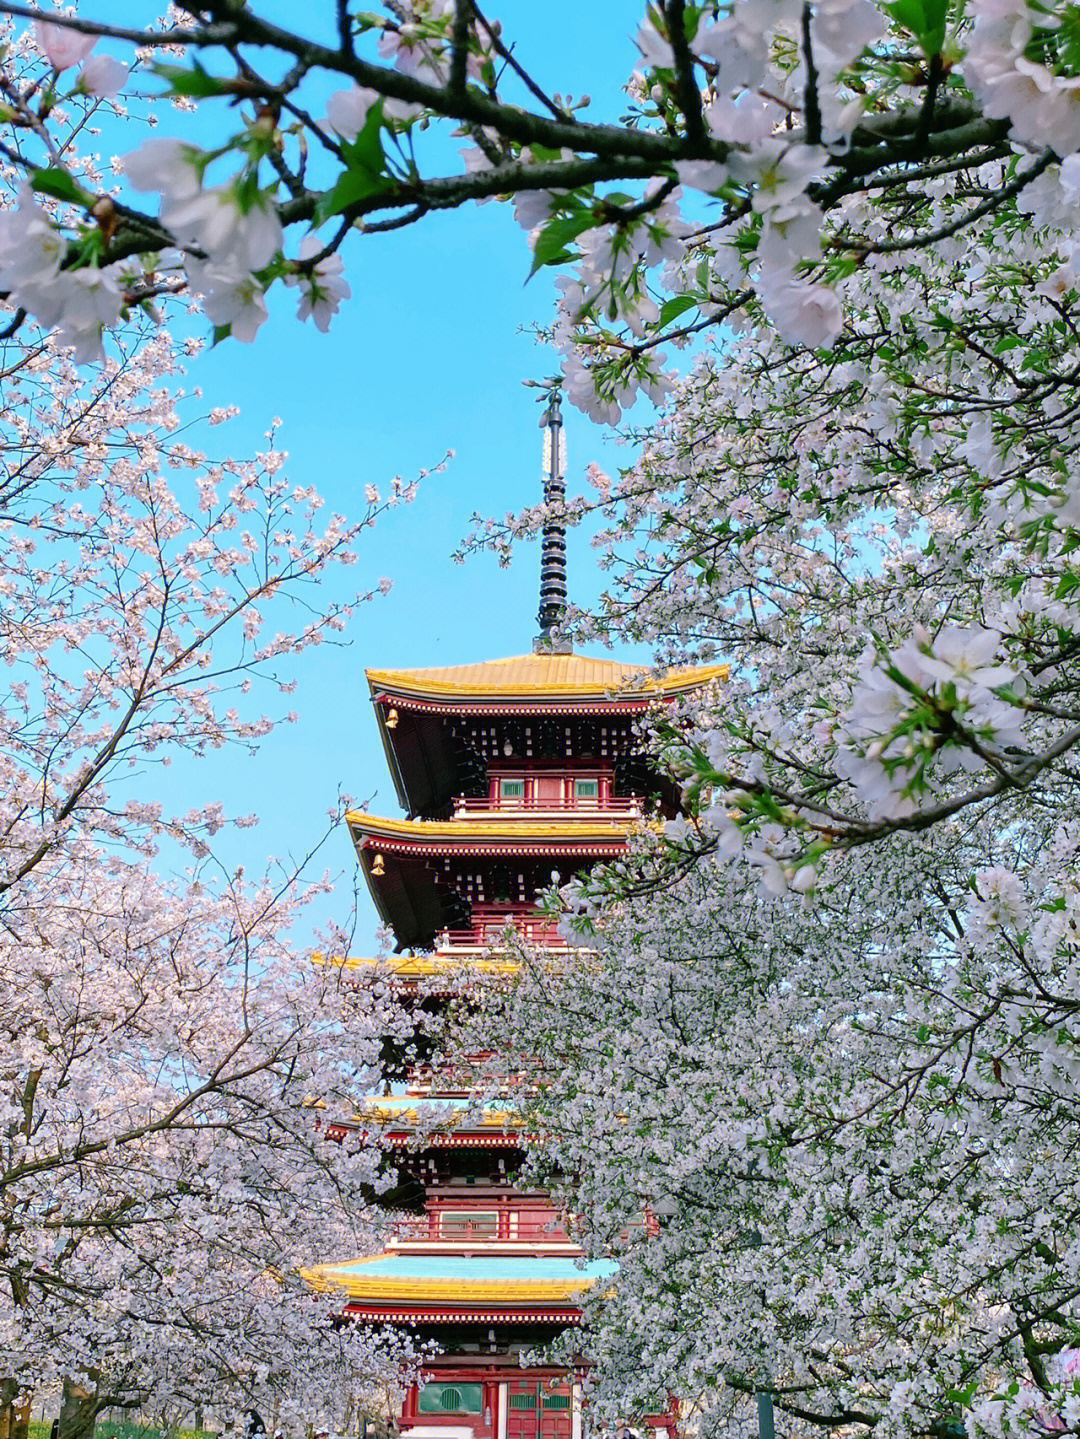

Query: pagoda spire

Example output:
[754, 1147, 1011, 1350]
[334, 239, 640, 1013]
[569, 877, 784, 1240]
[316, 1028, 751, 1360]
[533, 383, 572, 655]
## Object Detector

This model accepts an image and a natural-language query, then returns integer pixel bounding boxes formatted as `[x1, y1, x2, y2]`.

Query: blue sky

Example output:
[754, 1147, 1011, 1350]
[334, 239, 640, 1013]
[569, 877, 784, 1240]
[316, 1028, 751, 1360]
[107, 3, 663, 950]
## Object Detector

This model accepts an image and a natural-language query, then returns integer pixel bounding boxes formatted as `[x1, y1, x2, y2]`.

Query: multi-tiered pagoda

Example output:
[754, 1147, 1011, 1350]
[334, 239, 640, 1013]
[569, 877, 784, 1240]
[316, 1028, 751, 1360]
[310, 392, 724, 1439]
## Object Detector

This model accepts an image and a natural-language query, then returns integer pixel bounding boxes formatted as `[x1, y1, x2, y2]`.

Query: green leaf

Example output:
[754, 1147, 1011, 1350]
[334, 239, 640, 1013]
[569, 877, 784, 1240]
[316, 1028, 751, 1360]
[152, 59, 233, 98]
[884, 0, 927, 34]
[659, 294, 699, 326]
[339, 103, 386, 172]
[210, 323, 232, 347]
[528, 211, 596, 277]
[314, 107, 392, 223]
[921, 0, 948, 51]
[885, 0, 947, 53]
[30, 166, 89, 206]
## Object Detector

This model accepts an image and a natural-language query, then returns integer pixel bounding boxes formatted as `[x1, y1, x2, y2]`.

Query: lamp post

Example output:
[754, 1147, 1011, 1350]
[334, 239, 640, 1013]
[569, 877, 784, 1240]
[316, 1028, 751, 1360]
[756, 1393, 774, 1439]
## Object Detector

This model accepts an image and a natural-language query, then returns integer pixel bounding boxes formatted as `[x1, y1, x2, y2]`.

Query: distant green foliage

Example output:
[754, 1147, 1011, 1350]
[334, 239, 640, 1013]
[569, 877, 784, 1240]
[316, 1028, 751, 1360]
[27, 1422, 213, 1439]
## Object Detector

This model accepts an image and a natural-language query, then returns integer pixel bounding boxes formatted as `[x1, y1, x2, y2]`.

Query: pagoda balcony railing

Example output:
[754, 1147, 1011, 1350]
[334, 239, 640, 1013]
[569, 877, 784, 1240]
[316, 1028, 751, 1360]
[435, 915, 567, 951]
[452, 794, 642, 816]
[391, 1212, 572, 1244]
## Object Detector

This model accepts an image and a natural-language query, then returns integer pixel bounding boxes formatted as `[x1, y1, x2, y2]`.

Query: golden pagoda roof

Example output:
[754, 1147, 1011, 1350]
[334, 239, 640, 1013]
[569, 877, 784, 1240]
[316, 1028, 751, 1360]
[304, 1252, 615, 1303]
[367, 651, 728, 701]
[328, 954, 521, 978]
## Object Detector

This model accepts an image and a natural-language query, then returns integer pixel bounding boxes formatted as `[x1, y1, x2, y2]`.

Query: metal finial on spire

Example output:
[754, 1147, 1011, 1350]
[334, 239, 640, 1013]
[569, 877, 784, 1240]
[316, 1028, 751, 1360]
[529, 381, 572, 655]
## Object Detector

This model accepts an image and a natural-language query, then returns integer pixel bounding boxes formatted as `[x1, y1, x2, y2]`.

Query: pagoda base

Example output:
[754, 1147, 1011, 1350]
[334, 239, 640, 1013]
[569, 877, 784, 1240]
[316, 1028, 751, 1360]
[401, 1367, 580, 1439]
[399, 1368, 678, 1439]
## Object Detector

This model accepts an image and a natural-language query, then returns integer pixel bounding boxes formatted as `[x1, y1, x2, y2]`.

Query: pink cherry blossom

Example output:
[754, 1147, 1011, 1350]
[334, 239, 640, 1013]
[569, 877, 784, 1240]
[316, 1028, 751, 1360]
[34, 19, 96, 70]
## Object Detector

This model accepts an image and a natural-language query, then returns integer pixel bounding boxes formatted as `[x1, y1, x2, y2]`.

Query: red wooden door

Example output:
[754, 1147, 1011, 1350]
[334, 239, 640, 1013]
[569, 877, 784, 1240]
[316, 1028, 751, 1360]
[540, 1387, 573, 1439]
[506, 1383, 572, 1439]
[533, 775, 564, 807]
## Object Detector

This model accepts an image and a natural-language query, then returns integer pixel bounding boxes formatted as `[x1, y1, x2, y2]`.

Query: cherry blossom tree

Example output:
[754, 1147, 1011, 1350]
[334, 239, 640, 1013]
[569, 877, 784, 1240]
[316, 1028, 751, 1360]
[464, 101, 1080, 1439]
[0, 320, 422, 1436]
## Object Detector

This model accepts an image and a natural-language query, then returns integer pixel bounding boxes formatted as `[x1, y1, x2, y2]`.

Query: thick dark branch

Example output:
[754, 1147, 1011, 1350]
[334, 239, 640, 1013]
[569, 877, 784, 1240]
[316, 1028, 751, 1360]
[0, 3, 238, 46]
[50, 154, 667, 273]
[839, 717, 1080, 845]
[801, 3, 823, 147]
[0, 307, 26, 341]
[914, 50, 945, 151]
[336, 0, 352, 56]
[665, 0, 706, 149]
[449, 0, 471, 99]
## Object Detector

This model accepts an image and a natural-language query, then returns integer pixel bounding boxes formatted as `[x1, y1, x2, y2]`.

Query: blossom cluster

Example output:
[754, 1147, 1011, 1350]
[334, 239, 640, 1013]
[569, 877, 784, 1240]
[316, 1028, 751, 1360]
[0, 0, 1074, 409]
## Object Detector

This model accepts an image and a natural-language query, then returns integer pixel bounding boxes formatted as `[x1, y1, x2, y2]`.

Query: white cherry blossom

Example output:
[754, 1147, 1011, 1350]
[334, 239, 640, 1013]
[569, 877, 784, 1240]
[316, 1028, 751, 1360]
[186, 257, 270, 341]
[123, 138, 204, 202]
[165, 185, 283, 271]
[78, 52, 128, 98]
[758, 273, 843, 347]
[287, 234, 352, 332]
[326, 84, 380, 141]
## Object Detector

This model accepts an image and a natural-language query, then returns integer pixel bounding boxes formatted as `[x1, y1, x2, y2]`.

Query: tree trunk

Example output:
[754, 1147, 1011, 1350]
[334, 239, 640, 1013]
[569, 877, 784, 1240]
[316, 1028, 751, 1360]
[0, 1383, 14, 1439]
[0, 1379, 31, 1439]
[11, 1394, 29, 1439]
[58, 1378, 97, 1439]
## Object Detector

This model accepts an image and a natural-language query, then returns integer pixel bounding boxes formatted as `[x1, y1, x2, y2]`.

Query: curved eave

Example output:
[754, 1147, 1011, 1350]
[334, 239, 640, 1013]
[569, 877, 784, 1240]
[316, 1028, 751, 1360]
[317, 1279, 597, 1302]
[366, 659, 729, 706]
[373, 699, 413, 812]
[371, 693, 705, 718]
[342, 1304, 583, 1324]
[388, 1128, 523, 1147]
[325, 1123, 523, 1148]
[348, 812, 645, 853]
[349, 814, 637, 948]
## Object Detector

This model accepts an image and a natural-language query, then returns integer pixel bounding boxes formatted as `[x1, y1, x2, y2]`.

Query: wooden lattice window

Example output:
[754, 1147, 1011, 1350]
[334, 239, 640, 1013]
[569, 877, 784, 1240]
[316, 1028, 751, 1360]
[440, 1210, 498, 1237]
[418, 1384, 483, 1415]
